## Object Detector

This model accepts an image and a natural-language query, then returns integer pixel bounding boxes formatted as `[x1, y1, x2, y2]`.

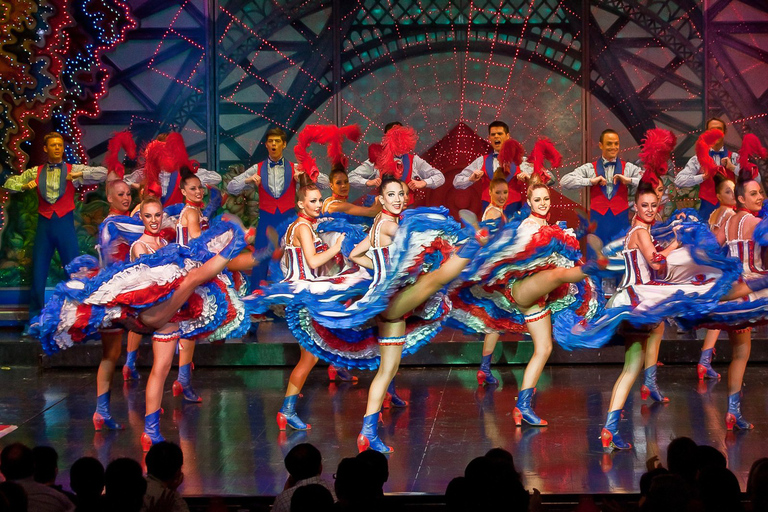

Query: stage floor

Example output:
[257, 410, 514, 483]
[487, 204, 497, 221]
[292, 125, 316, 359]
[1, 364, 767, 497]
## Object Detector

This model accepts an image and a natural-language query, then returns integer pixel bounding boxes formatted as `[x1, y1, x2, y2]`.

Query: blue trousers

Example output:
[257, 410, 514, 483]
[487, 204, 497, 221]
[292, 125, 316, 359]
[592, 209, 630, 246]
[482, 200, 522, 220]
[30, 212, 79, 319]
[250, 209, 295, 292]
[698, 200, 717, 222]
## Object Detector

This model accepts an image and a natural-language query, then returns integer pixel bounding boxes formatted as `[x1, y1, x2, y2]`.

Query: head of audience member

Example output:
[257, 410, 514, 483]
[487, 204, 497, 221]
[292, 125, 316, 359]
[714, 175, 736, 209]
[639, 467, 669, 507]
[383, 121, 403, 134]
[641, 473, 691, 512]
[356, 449, 388, 498]
[695, 445, 726, 474]
[146, 441, 185, 490]
[179, 166, 205, 205]
[445, 476, 469, 512]
[378, 175, 405, 216]
[290, 483, 333, 512]
[43, 132, 66, 164]
[334, 457, 365, 507]
[666, 437, 698, 487]
[697, 466, 744, 512]
[106, 179, 132, 214]
[103, 458, 147, 512]
[464, 454, 528, 510]
[735, 168, 764, 214]
[0, 443, 34, 481]
[706, 117, 727, 150]
[635, 182, 660, 225]
[139, 196, 164, 235]
[0, 481, 27, 512]
[265, 127, 288, 161]
[296, 174, 322, 219]
[329, 167, 350, 199]
[488, 121, 510, 153]
[284, 443, 322, 487]
[69, 457, 105, 502]
[527, 183, 550, 219]
[598, 129, 620, 162]
[489, 170, 509, 208]
[31, 446, 58, 486]
[748, 458, 768, 512]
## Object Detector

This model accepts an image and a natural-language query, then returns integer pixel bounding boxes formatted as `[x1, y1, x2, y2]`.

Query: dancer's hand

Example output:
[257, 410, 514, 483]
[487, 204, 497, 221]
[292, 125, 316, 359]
[332, 233, 346, 251]
[590, 176, 607, 186]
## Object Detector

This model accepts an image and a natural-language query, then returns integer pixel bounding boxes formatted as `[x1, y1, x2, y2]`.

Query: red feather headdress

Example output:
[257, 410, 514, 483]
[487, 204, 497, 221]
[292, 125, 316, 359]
[164, 132, 199, 172]
[528, 138, 561, 184]
[695, 129, 726, 180]
[738, 133, 767, 181]
[105, 131, 136, 179]
[294, 124, 362, 180]
[142, 139, 175, 198]
[375, 126, 418, 178]
[497, 139, 524, 173]
[639, 128, 677, 188]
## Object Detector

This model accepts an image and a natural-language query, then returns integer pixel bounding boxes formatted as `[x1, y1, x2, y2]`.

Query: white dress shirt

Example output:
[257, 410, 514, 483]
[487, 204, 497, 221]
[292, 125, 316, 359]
[560, 158, 643, 197]
[674, 151, 740, 189]
[347, 155, 444, 189]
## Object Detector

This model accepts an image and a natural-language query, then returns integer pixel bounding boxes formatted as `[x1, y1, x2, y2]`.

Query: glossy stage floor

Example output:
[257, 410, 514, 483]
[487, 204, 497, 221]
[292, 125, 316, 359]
[1, 363, 768, 498]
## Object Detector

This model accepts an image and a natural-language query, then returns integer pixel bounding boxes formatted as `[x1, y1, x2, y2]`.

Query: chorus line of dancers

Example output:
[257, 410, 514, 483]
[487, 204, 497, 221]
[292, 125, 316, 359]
[8, 118, 768, 455]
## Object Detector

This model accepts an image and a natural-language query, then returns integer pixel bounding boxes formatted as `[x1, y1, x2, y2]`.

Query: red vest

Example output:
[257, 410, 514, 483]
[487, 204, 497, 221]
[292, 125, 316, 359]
[479, 153, 522, 204]
[699, 150, 732, 206]
[36, 163, 75, 219]
[258, 160, 296, 214]
[590, 159, 629, 216]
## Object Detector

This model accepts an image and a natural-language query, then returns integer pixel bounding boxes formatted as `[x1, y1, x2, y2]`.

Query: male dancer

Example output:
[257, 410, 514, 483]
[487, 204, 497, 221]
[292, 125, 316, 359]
[3, 132, 107, 332]
[453, 120, 527, 216]
[675, 117, 739, 219]
[560, 129, 643, 246]
[348, 121, 445, 201]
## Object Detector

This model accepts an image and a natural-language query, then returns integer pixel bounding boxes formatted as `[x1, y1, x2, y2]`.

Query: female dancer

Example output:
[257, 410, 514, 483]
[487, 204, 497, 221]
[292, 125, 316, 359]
[275, 178, 345, 431]
[322, 166, 381, 217]
[696, 175, 736, 380]
[475, 172, 509, 385]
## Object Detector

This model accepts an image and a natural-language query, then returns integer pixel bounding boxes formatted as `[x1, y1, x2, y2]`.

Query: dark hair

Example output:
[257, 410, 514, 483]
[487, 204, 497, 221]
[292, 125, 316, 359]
[0, 481, 27, 512]
[104, 458, 147, 512]
[378, 174, 403, 195]
[698, 466, 744, 512]
[714, 174, 734, 196]
[384, 121, 403, 133]
[748, 457, 768, 512]
[635, 181, 658, 201]
[32, 446, 58, 484]
[0, 443, 34, 480]
[706, 117, 727, 134]
[695, 445, 726, 472]
[334, 457, 365, 503]
[640, 467, 669, 497]
[291, 484, 334, 512]
[329, 166, 348, 184]
[284, 443, 322, 481]
[265, 127, 288, 143]
[70, 457, 105, 498]
[146, 441, 184, 482]
[599, 129, 619, 144]
[356, 449, 388, 496]
[179, 165, 201, 190]
[44, 132, 65, 146]
[667, 436, 698, 484]
[735, 168, 760, 208]
[488, 121, 509, 134]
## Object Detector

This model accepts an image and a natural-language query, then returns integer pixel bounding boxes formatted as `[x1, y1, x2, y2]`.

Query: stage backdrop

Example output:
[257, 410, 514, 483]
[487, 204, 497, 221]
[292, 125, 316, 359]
[0, 0, 766, 314]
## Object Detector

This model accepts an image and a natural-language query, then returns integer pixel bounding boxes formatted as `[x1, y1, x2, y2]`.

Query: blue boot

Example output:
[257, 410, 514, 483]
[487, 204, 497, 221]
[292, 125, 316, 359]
[697, 348, 720, 380]
[141, 409, 164, 451]
[93, 392, 123, 431]
[328, 365, 358, 383]
[277, 394, 311, 431]
[172, 363, 202, 403]
[357, 412, 393, 453]
[122, 350, 140, 381]
[513, 388, 547, 426]
[384, 379, 408, 408]
[601, 410, 632, 452]
[726, 391, 753, 430]
[640, 366, 669, 403]
[477, 353, 498, 386]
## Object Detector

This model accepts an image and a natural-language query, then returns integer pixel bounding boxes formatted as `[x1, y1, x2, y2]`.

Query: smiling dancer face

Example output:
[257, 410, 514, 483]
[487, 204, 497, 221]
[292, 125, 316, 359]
[140, 198, 163, 235]
[379, 179, 405, 215]
[527, 184, 550, 217]
[490, 181, 509, 208]
[635, 190, 659, 225]
[297, 186, 323, 219]
[107, 180, 131, 214]
[180, 172, 205, 205]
